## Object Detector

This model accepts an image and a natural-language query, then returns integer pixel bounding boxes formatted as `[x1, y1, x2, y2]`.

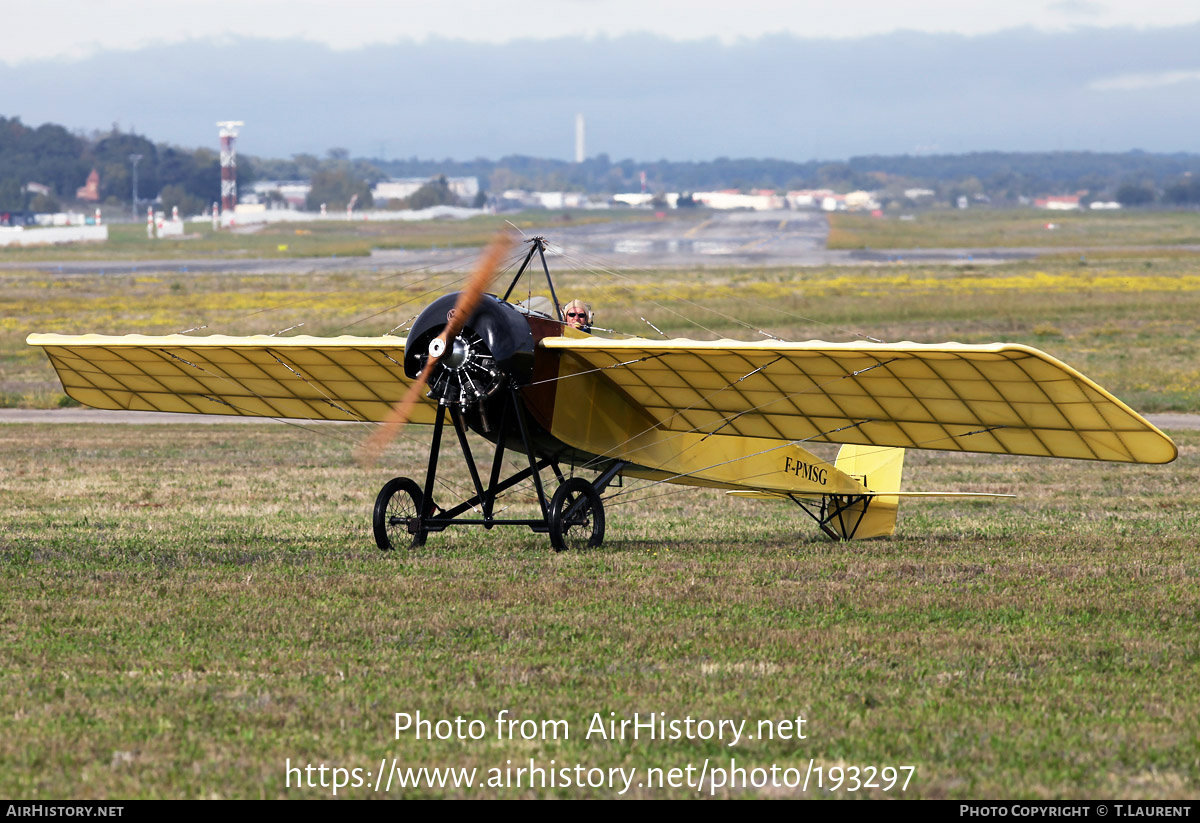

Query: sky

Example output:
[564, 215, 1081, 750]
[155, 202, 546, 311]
[3, 1, 1199, 161]
[4, 0, 1200, 63]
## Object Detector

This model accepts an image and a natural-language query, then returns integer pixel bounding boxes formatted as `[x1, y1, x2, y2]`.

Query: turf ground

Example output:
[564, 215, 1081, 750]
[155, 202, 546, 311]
[2, 423, 1196, 799]
[828, 209, 1200, 250]
[2, 212, 1198, 798]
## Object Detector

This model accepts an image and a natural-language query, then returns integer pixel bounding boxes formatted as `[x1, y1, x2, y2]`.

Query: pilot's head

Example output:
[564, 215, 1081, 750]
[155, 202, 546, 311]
[563, 299, 593, 331]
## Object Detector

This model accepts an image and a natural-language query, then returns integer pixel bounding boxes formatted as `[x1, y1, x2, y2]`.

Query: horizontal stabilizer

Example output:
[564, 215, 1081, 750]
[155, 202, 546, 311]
[727, 490, 1016, 500]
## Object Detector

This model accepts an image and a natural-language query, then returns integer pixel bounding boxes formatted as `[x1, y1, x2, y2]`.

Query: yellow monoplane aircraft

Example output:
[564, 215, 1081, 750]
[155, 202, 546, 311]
[27, 234, 1177, 550]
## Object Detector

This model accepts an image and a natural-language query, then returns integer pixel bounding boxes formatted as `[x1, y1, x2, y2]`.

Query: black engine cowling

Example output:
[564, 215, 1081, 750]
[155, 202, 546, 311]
[404, 293, 535, 408]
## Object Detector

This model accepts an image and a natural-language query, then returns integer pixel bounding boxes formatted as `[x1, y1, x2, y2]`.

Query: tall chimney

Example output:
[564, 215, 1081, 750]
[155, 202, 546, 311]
[575, 113, 585, 163]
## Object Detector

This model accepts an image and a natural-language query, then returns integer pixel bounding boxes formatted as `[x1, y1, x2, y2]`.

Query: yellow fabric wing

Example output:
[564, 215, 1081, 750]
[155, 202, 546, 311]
[540, 337, 1176, 464]
[27, 334, 436, 424]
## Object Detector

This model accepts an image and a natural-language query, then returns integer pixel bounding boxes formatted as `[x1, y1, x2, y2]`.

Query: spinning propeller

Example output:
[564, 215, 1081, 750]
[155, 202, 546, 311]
[359, 231, 515, 466]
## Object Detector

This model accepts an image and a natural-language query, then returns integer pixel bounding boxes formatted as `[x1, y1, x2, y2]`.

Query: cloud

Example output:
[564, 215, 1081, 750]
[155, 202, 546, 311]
[5, 1, 1200, 64]
[1047, 1, 1105, 18]
[1089, 69, 1200, 91]
[7, 27, 1200, 159]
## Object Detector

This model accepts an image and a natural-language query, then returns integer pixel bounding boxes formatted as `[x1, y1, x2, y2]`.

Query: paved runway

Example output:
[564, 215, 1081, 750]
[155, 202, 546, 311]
[1, 211, 1040, 276]
[1, 409, 1195, 430]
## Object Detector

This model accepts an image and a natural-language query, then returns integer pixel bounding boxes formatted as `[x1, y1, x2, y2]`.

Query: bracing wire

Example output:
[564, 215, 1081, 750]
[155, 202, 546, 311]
[568, 355, 899, 474]
[601, 419, 876, 503]
[174, 247, 492, 336]
[552, 242, 888, 344]
[163, 226, 909, 523]
[560, 245, 785, 339]
[153, 346, 475, 503]
[330, 248, 530, 335]
[604, 423, 1011, 506]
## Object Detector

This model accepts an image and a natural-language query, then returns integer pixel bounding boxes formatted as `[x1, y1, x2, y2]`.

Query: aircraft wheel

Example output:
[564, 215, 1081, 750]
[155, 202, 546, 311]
[548, 477, 605, 552]
[373, 477, 427, 550]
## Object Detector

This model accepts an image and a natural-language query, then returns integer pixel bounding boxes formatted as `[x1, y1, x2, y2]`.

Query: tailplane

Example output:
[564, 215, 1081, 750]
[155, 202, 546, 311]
[727, 444, 1013, 540]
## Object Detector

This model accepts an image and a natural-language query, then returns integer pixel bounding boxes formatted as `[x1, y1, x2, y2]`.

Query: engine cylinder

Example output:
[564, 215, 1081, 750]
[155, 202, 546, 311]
[404, 293, 535, 408]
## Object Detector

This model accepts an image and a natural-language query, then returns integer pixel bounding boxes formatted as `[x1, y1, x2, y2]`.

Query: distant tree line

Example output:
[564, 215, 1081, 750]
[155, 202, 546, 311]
[372, 151, 1200, 207]
[0, 120, 380, 216]
[5, 114, 1200, 215]
[0, 116, 240, 215]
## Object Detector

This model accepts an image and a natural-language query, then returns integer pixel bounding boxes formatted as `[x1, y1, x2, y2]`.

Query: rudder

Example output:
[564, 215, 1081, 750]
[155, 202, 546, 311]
[833, 444, 906, 539]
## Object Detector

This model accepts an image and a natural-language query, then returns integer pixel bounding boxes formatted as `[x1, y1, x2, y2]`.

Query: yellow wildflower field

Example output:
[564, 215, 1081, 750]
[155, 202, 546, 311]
[3, 255, 1198, 412]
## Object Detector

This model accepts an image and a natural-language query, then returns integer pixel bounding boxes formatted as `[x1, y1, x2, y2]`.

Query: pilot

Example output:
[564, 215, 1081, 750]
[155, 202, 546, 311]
[563, 299, 593, 332]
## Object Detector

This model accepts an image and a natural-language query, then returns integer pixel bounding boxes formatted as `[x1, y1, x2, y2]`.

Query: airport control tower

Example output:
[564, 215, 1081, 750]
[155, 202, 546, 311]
[217, 121, 244, 213]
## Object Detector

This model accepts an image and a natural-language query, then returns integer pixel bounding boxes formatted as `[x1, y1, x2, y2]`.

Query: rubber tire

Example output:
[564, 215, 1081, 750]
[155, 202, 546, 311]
[373, 477, 427, 550]
[548, 477, 605, 552]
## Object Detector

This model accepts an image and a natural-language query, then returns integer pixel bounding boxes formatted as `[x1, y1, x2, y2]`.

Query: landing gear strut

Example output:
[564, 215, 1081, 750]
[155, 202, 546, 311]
[372, 386, 625, 552]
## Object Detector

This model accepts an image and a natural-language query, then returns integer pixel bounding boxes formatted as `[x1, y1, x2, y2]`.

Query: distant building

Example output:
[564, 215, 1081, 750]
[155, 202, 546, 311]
[534, 191, 590, 209]
[497, 190, 539, 209]
[786, 189, 835, 209]
[785, 189, 879, 212]
[844, 191, 881, 211]
[693, 190, 784, 210]
[372, 177, 479, 205]
[246, 180, 311, 209]
[498, 190, 593, 210]
[75, 169, 100, 202]
[612, 192, 656, 207]
[1035, 195, 1082, 210]
[448, 177, 481, 201]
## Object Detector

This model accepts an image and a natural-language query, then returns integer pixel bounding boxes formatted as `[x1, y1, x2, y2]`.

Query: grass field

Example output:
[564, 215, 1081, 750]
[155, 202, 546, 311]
[828, 209, 1200, 250]
[1, 423, 1196, 799]
[3, 216, 1199, 798]
[5, 254, 1199, 411]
